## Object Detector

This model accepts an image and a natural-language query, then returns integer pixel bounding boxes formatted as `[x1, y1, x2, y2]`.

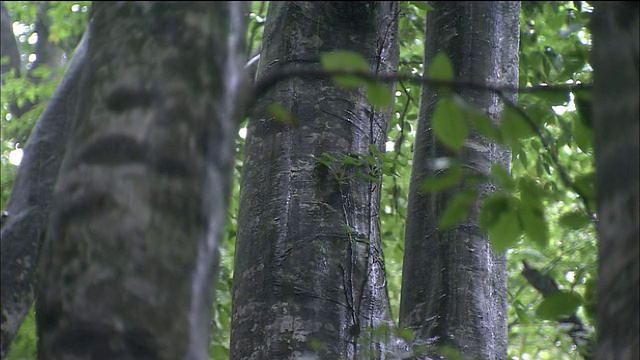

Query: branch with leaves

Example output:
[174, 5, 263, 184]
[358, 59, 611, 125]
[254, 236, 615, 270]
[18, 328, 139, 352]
[249, 50, 596, 251]
[521, 261, 594, 360]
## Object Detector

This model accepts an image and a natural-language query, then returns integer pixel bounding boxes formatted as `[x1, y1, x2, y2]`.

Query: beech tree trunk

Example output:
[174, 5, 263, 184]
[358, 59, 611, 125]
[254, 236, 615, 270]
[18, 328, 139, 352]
[230, 2, 398, 359]
[399, 2, 519, 359]
[591, 2, 639, 359]
[35, 2, 248, 359]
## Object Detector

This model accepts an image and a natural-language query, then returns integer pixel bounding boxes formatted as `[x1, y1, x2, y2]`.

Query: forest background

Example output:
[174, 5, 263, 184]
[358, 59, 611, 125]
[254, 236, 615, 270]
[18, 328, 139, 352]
[0, 1, 634, 359]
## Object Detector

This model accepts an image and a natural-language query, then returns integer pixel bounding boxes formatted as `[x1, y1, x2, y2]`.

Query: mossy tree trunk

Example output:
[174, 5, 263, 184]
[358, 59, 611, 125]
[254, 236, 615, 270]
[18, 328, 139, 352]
[591, 2, 639, 359]
[399, 2, 519, 359]
[35, 2, 248, 359]
[230, 2, 398, 359]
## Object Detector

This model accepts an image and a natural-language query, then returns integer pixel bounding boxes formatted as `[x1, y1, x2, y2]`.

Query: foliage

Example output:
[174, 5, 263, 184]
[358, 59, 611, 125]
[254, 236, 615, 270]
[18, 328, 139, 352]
[1, 1, 90, 209]
[1, 1, 597, 359]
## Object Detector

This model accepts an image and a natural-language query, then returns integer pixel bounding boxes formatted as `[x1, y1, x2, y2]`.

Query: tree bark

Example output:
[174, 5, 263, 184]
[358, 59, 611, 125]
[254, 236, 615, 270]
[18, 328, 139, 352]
[230, 2, 398, 359]
[0, 20, 89, 358]
[591, 2, 639, 359]
[35, 2, 248, 359]
[399, 2, 519, 359]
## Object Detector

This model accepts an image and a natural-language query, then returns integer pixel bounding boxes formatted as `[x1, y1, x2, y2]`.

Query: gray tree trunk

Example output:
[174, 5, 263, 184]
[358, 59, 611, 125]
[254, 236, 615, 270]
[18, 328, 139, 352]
[591, 2, 639, 359]
[35, 2, 248, 359]
[230, 2, 398, 359]
[399, 2, 519, 359]
[0, 19, 89, 358]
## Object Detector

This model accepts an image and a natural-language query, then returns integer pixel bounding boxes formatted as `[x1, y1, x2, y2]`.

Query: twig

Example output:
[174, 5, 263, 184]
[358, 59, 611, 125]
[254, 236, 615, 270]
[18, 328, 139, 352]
[250, 67, 596, 220]
[521, 261, 594, 360]
[251, 67, 590, 106]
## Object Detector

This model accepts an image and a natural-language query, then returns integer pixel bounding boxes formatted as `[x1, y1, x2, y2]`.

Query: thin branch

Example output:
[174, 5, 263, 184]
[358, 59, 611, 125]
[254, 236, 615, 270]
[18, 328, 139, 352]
[251, 67, 590, 105]
[521, 261, 594, 360]
[250, 67, 596, 221]
[494, 90, 597, 221]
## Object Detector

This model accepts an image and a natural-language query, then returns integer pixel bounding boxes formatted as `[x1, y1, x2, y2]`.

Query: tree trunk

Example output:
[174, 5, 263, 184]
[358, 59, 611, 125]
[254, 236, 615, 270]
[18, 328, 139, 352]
[591, 2, 639, 359]
[35, 2, 248, 359]
[399, 2, 519, 359]
[230, 2, 398, 359]
[0, 19, 90, 358]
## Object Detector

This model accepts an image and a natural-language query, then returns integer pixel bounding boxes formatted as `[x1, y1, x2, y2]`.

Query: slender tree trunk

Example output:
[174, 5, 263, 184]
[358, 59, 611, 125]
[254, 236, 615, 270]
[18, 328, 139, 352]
[0, 20, 90, 358]
[399, 2, 519, 359]
[35, 2, 248, 359]
[591, 2, 639, 359]
[230, 2, 398, 359]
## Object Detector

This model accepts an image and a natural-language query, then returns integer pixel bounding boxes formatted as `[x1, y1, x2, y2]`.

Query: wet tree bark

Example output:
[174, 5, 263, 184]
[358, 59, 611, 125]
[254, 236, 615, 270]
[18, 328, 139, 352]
[399, 2, 519, 359]
[591, 2, 639, 359]
[230, 2, 398, 359]
[35, 2, 248, 359]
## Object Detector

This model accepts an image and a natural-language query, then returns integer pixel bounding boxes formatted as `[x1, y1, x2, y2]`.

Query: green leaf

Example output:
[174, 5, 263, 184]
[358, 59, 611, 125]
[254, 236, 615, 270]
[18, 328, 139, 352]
[365, 81, 393, 108]
[320, 50, 369, 72]
[368, 143, 383, 158]
[573, 116, 592, 152]
[573, 172, 595, 207]
[514, 300, 530, 325]
[518, 177, 545, 212]
[468, 108, 501, 141]
[558, 211, 591, 230]
[535, 291, 582, 320]
[266, 103, 297, 125]
[480, 194, 522, 251]
[313, 152, 336, 167]
[340, 155, 362, 166]
[321, 50, 369, 88]
[432, 97, 468, 151]
[394, 328, 414, 342]
[490, 164, 513, 191]
[518, 206, 549, 248]
[499, 107, 536, 145]
[535, 89, 569, 106]
[488, 210, 522, 252]
[523, 102, 554, 128]
[438, 190, 477, 229]
[419, 163, 462, 193]
[209, 344, 229, 358]
[427, 51, 454, 93]
[360, 153, 376, 166]
[434, 345, 465, 360]
[330, 76, 364, 88]
[450, 94, 501, 142]
[479, 194, 511, 230]
[356, 171, 381, 184]
[355, 236, 370, 245]
[574, 89, 592, 128]
[410, 1, 434, 11]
